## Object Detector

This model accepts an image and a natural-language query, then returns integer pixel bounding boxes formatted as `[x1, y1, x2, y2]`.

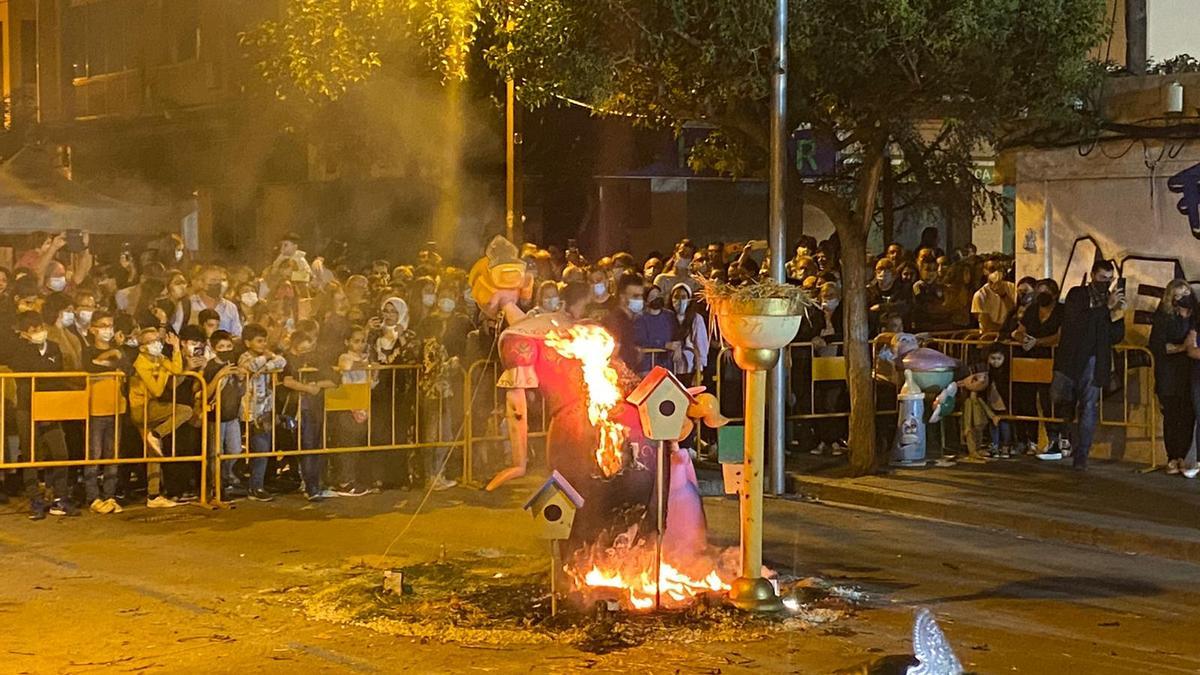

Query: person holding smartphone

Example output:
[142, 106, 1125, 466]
[1046, 259, 1126, 470]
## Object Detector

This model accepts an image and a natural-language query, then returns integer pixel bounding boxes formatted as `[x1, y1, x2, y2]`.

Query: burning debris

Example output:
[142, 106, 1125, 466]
[282, 552, 863, 655]
[567, 521, 735, 611]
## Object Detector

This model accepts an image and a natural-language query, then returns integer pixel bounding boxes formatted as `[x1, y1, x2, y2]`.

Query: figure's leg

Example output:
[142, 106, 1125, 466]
[486, 388, 529, 491]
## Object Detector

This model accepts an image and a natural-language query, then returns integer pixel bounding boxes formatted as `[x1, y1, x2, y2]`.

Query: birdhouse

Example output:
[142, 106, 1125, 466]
[626, 366, 697, 441]
[523, 470, 585, 540]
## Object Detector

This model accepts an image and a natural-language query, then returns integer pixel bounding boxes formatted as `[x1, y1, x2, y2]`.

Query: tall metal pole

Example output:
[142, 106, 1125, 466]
[505, 76, 518, 243]
[767, 0, 788, 495]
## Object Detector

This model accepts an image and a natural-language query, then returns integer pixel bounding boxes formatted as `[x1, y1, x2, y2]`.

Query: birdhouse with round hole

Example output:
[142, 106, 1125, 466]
[626, 366, 697, 442]
[523, 470, 585, 540]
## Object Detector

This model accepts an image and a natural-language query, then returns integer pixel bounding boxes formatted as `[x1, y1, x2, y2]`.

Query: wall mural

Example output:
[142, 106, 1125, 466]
[1168, 162, 1200, 239]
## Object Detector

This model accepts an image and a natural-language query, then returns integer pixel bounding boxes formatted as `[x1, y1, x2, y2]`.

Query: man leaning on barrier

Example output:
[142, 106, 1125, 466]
[9, 311, 76, 519]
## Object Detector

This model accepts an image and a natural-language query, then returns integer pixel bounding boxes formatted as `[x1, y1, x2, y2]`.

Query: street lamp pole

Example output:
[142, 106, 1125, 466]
[767, 0, 788, 495]
[504, 2, 523, 245]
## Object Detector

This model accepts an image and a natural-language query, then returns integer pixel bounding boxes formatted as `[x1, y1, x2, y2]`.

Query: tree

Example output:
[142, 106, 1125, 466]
[245, 0, 1109, 475]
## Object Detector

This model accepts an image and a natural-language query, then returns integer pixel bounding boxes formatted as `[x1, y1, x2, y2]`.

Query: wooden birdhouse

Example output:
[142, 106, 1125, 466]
[523, 470, 585, 540]
[626, 366, 697, 441]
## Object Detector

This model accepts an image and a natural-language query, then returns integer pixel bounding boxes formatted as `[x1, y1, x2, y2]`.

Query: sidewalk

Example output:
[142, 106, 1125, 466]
[786, 454, 1200, 562]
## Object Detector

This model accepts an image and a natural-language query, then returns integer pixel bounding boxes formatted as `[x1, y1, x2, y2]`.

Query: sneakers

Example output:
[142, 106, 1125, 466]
[810, 442, 827, 456]
[1025, 441, 1040, 456]
[1167, 459, 1182, 475]
[831, 440, 848, 456]
[1036, 439, 1064, 461]
[106, 498, 124, 514]
[247, 489, 274, 502]
[90, 498, 114, 514]
[49, 500, 80, 517]
[144, 432, 163, 456]
[28, 499, 46, 520]
[334, 485, 370, 497]
[307, 488, 339, 502]
[1059, 439, 1072, 457]
[431, 477, 457, 492]
[147, 495, 180, 509]
[1183, 466, 1200, 479]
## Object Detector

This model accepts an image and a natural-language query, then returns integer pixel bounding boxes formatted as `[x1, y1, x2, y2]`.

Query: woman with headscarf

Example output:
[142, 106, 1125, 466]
[666, 283, 709, 386]
[368, 296, 420, 488]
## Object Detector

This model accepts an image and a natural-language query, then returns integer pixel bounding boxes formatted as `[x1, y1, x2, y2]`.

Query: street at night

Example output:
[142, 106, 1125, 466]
[3, 479, 1200, 674]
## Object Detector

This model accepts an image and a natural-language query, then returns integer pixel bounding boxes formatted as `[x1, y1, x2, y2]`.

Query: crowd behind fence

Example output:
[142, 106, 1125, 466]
[0, 340, 1163, 509]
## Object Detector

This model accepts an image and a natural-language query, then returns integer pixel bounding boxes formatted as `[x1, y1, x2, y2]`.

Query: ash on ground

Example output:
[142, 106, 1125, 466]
[280, 551, 865, 654]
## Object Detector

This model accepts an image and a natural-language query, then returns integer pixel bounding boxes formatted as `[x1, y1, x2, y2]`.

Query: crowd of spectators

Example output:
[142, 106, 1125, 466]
[0, 222, 1176, 520]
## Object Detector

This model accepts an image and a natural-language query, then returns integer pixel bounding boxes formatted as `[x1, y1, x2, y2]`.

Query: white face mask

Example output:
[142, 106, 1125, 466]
[438, 298, 456, 314]
[628, 297, 644, 314]
[48, 276, 67, 292]
[145, 341, 164, 357]
[221, 280, 230, 295]
[675, 298, 689, 313]
[125, 337, 139, 347]
[175, 249, 184, 261]
[241, 291, 259, 308]
[593, 282, 608, 298]
[28, 330, 48, 345]
[60, 311, 75, 328]
[422, 293, 436, 308]
[98, 327, 115, 343]
[543, 296, 561, 311]
[77, 309, 93, 326]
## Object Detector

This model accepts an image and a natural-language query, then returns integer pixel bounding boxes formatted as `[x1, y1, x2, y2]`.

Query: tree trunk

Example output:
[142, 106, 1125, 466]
[842, 140, 887, 476]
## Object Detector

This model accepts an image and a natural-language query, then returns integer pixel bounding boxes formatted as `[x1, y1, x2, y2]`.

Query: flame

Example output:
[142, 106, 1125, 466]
[580, 562, 730, 610]
[544, 325, 628, 477]
[567, 523, 734, 611]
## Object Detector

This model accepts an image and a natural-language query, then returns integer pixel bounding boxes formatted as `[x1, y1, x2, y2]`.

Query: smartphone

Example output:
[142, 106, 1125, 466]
[1116, 278, 1127, 293]
[65, 230, 86, 254]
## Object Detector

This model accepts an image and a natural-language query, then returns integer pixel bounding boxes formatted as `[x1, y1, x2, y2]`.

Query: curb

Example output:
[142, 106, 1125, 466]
[787, 474, 1200, 564]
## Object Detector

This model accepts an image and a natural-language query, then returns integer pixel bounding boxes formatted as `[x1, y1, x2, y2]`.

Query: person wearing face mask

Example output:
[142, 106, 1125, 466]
[81, 311, 130, 514]
[654, 254, 700, 296]
[971, 261, 1017, 334]
[1151, 280, 1196, 476]
[72, 289, 99, 341]
[524, 280, 561, 318]
[866, 259, 912, 334]
[417, 285, 471, 364]
[793, 282, 847, 455]
[8, 311, 76, 519]
[366, 297, 419, 489]
[129, 328, 192, 507]
[634, 285, 676, 374]
[585, 269, 615, 321]
[42, 293, 83, 371]
[175, 266, 242, 337]
[202, 330, 246, 497]
[599, 273, 645, 372]
[665, 283, 709, 386]
[1012, 279, 1064, 457]
[1049, 260, 1126, 470]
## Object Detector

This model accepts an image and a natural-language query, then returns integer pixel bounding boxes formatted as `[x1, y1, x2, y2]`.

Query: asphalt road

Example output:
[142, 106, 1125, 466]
[1, 479, 1197, 674]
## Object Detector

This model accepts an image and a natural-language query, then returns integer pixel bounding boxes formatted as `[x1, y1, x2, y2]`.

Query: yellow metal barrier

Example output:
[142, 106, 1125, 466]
[209, 362, 465, 501]
[0, 370, 208, 503]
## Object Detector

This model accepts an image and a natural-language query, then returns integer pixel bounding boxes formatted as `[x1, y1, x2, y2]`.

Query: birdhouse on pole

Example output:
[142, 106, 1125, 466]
[626, 366, 697, 442]
[523, 470, 585, 540]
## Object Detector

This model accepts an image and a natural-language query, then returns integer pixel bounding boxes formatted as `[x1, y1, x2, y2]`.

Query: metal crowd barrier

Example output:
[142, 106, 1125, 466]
[0, 370, 209, 501]
[209, 362, 466, 501]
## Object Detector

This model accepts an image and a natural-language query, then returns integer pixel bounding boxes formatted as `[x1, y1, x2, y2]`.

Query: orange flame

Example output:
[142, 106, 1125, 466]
[544, 325, 628, 477]
[580, 561, 731, 610]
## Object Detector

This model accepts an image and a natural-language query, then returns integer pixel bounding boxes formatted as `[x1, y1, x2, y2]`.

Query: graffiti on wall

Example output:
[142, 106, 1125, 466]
[1168, 162, 1200, 239]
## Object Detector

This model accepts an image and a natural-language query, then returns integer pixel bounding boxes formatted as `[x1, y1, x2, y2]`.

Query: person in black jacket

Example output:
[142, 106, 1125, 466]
[1048, 260, 1126, 470]
[7, 311, 78, 518]
[1148, 281, 1195, 475]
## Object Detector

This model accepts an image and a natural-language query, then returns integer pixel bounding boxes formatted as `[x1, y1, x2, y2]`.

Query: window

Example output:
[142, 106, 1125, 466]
[165, 0, 199, 63]
[65, 0, 141, 79]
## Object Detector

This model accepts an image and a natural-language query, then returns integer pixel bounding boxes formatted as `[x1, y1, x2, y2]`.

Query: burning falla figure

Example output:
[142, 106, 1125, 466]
[469, 236, 731, 608]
